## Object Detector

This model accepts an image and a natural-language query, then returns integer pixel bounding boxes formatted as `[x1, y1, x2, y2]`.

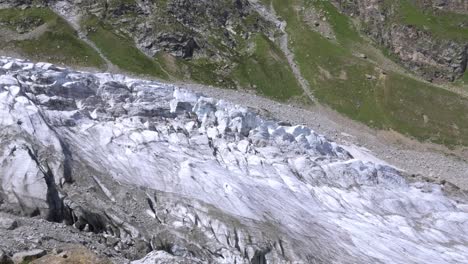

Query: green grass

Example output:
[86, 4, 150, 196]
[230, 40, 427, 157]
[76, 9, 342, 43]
[233, 34, 304, 101]
[381, 73, 468, 146]
[183, 58, 235, 88]
[0, 8, 47, 32]
[308, 0, 361, 45]
[155, 52, 237, 87]
[109, 0, 137, 5]
[455, 71, 468, 87]
[397, 0, 468, 41]
[156, 35, 305, 103]
[155, 32, 303, 101]
[0, 8, 105, 68]
[463, 71, 468, 84]
[82, 16, 168, 78]
[263, 0, 468, 146]
[78, 0, 302, 101]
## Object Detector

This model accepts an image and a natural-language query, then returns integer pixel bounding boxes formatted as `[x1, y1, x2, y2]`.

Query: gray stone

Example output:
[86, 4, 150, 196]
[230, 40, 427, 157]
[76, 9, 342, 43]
[106, 236, 120, 247]
[12, 249, 46, 263]
[365, 74, 376, 80]
[0, 249, 13, 264]
[0, 218, 17, 230]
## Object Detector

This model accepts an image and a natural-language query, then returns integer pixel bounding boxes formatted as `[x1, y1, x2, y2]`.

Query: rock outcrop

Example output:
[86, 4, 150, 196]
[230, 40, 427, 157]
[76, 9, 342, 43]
[0, 217, 17, 230]
[423, 0, 468, 14]
[333, 0, 468, 82]
[69, 0, 275, 60]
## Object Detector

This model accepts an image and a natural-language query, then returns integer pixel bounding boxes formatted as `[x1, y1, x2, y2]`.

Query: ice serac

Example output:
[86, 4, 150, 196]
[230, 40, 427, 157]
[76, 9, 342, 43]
[0, 57, 467, 263]
[0, 67, 67, 221]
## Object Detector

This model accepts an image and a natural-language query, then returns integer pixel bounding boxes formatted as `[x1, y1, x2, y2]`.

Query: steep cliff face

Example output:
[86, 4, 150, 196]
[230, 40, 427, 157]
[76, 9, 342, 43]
[75, 0, 275, 60]
[332, 0, 468, 82]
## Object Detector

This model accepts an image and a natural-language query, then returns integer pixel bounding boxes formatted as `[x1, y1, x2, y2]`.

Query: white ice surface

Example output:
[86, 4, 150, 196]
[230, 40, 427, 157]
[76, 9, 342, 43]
[0, 57, 467, 263]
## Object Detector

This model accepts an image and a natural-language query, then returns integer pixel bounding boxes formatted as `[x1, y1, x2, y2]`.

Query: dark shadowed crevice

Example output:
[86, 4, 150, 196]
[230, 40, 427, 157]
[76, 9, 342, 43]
[58, 138, 73, 184]
[26, 146, 64, 222]
[251, 248, 270, 264]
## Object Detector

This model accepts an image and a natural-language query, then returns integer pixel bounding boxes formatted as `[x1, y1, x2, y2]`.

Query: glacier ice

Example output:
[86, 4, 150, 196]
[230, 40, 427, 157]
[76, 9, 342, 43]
[0, 57, 467, 263]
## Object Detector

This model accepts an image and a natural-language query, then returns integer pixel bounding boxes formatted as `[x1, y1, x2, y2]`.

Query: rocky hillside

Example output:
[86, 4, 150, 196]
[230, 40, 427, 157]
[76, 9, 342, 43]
[333, 0, 468, 82]
[0, 0, 468, 147]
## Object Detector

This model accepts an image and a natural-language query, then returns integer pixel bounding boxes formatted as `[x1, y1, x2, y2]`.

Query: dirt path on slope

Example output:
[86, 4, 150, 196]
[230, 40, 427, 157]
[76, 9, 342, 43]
[0, 23, 49, 41]
[51, 1, 118, 73]
[249, 0, 315, 102]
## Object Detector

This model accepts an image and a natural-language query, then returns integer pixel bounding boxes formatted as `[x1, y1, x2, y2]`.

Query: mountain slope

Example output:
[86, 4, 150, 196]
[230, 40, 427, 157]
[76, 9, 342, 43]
[263, 0, 468, 146]
[0, 7, 105, 68]
[334, 0, 468, 82]
[0, 0, 467, 147]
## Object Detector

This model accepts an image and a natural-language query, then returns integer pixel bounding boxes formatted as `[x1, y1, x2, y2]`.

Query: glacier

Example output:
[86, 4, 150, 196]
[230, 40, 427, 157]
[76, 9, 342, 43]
[0, 57, 467, 263]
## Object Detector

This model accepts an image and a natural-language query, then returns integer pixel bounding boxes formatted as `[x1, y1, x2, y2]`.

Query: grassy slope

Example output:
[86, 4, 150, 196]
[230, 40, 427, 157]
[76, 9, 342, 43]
[146, 0, 303, 101]
[1, 4, 304, 102]
[263, 0, 468, 146]
[157, 53, 232, 87]
[232, 34, 304, 101]
[397, 0, 468, 42]
[0, 8, 104, 68]
[82, 12, 303, 102]
[81, 16, 168, 79]
[156, 33, 304, 102]
[463, 72, 468, 84]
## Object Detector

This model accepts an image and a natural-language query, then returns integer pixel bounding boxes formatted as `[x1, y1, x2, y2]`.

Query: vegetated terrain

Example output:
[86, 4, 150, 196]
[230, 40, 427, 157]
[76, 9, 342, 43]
[152, 33, 305, 101]
[397, 0, 468, 42]
[81, 15, 169, 78]
[262, 0, 468, 146]
[232, 34, 305, 100]
[0, 8, 104, 68]
[393, 0, 468, 87]
[0, 0, 467, 146]
[334, 0, 468, 83]
[76, 0, 305, 101]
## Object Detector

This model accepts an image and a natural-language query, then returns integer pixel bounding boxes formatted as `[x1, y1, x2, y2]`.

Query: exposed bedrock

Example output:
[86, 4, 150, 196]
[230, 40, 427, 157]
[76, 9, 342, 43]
[332, 0, 468, 82]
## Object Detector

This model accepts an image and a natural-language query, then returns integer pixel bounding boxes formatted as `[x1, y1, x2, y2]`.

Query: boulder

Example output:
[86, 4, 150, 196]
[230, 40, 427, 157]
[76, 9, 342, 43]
[30, 246, 111, 264]
[12, 249, 46, 263]
[0, 218, 18, 230]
